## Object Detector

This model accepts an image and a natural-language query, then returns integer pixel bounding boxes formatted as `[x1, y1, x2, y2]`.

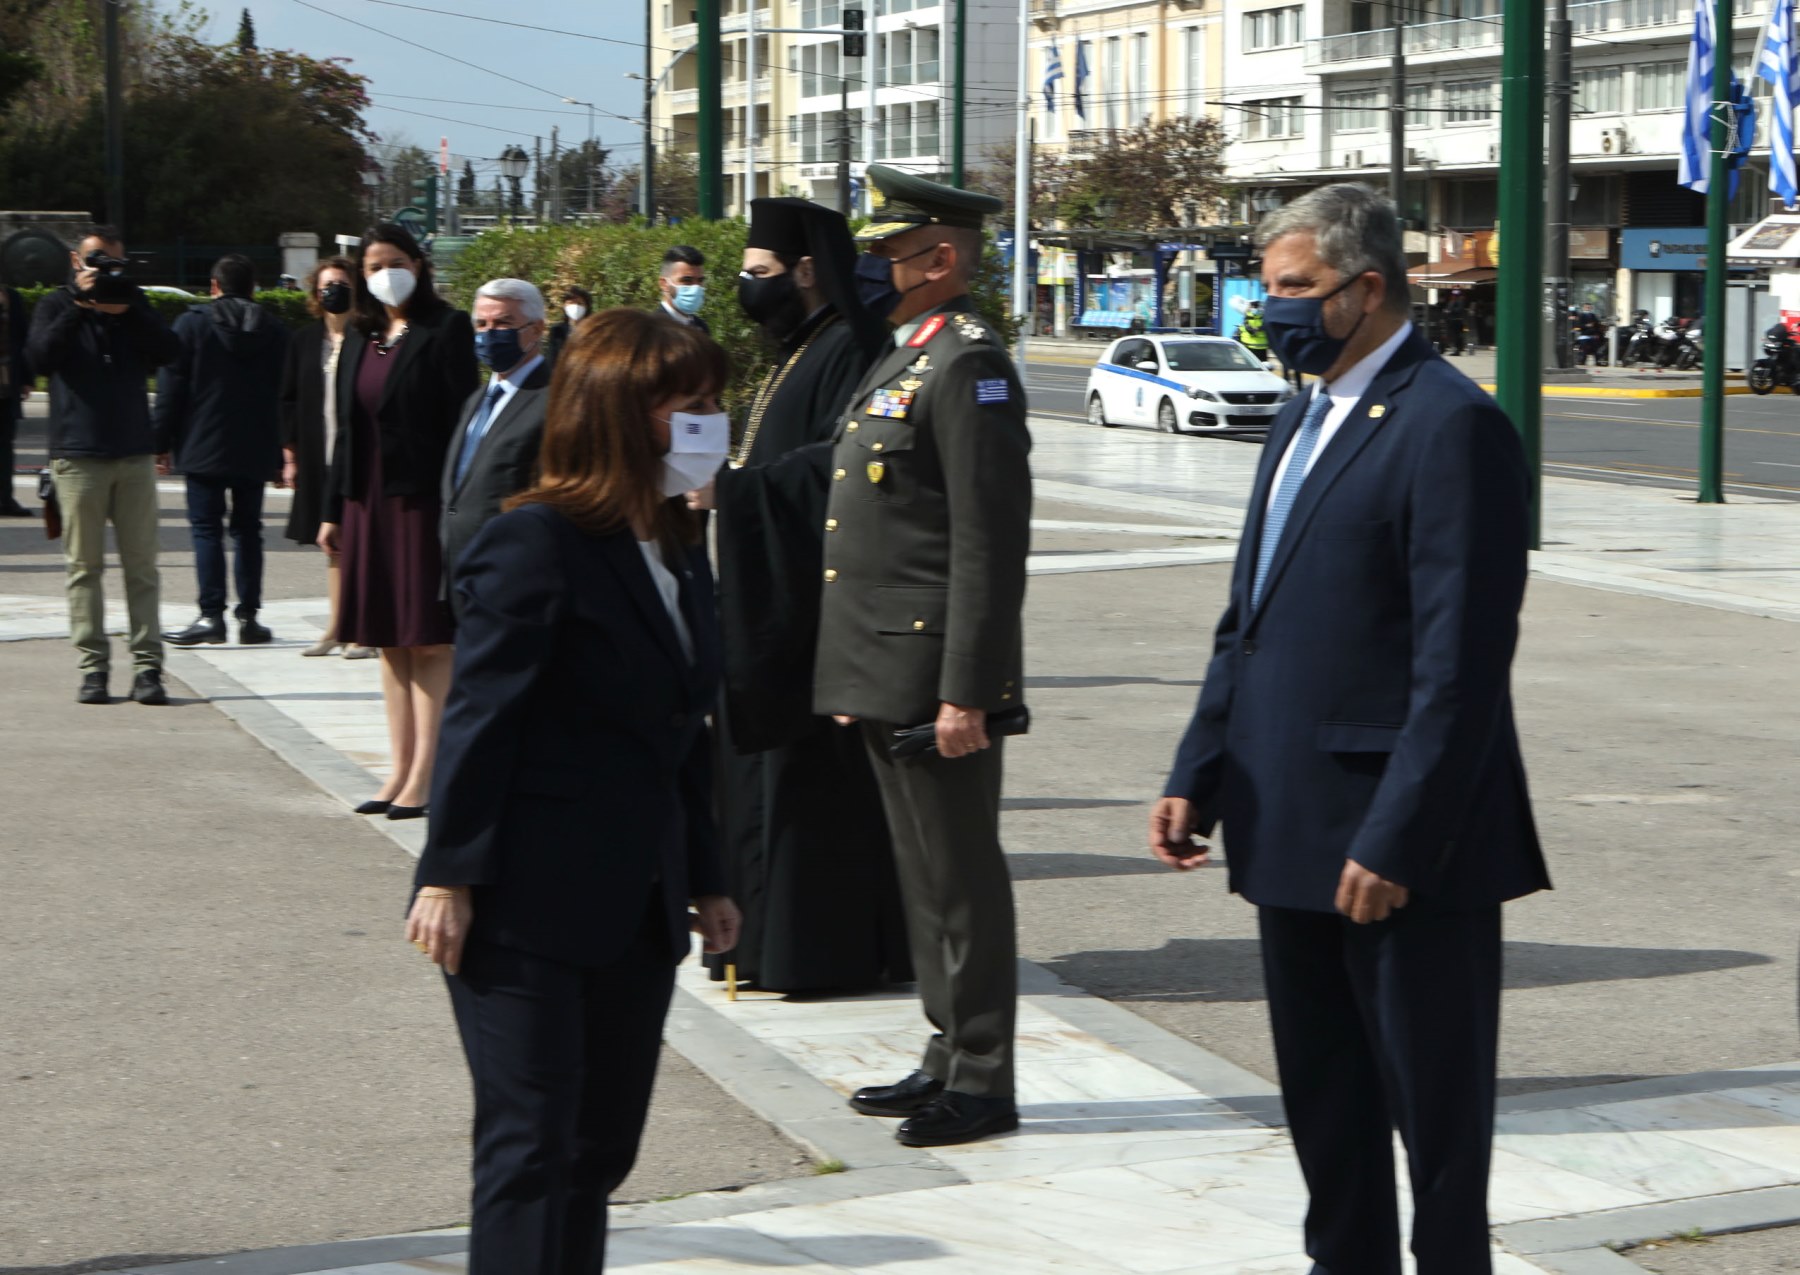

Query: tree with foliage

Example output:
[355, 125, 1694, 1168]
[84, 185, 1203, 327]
[601, 150, 700, 223]
[552, 139, 612, 218]
[457, 158, 477, 208]
[0, 0, 373, 243]
[1054, 117, 1231, 231]
[234, 6, 254, 52]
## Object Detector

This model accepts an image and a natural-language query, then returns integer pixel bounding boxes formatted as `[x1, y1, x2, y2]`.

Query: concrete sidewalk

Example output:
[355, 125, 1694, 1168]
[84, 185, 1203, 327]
[11, 426, 1798, 1275]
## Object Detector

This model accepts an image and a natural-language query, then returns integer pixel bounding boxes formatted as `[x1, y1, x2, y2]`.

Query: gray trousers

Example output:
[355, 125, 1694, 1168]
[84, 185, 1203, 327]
[861, 722, 1016, 1099]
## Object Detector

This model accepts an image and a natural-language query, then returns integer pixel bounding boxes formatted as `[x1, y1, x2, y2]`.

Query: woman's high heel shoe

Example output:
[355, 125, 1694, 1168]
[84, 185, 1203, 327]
[303, 638, 344, 657]
[385, 804, 429, 821]
[354, 799, 393, 815]
[343, 645, 378, 660]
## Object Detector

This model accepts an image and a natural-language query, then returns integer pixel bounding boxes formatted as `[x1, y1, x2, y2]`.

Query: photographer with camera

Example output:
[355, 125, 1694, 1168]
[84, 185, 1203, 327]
[26, 225, 181, 705]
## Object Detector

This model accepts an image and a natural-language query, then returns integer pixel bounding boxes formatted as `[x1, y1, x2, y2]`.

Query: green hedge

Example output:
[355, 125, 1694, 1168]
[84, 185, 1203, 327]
[15, 284, 316, 329]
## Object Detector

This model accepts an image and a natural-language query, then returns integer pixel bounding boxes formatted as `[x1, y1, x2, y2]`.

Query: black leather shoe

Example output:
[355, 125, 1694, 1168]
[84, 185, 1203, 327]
[895, 1091, 1019, 1147]
[848, 1070, 945, 1117]
[0, 499, 33, 517]
[385, 803, 428, 821]
[238, 617, 272, 644]
[354, 799, 392, 815]
[130, 669, 169, 706]
[77, 673, 109, 705]
[164, 615, 226, 646]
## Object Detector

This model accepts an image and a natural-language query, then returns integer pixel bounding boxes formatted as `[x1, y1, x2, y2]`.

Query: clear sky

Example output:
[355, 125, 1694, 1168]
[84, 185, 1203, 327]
[213, 0, 652, 180]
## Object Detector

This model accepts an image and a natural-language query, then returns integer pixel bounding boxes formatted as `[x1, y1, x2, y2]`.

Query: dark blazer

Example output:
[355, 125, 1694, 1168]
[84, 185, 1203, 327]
[813, 297, 1033, 726]
[440, 357, 550, 589]
[26, 285, 180, 459]
[1163, 330, 1550, 912]
[416, 503, 725, 969]
[152, 296, 288, 479]
[326, 304, 479, 520]
[656, 300, 710, 336]
[277, 321, 341, 543]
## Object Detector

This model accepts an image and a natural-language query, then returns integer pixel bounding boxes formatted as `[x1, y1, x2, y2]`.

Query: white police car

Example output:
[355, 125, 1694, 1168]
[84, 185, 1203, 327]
[1085, 335, 1295, 435]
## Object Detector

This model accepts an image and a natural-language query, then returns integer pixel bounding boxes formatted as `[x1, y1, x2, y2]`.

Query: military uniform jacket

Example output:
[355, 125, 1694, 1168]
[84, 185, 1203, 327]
[813, 296, 1032, 726]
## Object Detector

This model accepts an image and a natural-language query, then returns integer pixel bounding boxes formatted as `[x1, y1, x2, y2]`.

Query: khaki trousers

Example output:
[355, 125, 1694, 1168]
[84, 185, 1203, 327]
[51, 456, 163, 674]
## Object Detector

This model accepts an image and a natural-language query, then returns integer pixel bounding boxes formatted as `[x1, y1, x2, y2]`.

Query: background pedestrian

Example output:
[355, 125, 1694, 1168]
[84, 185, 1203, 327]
[318, 222, 479, 820]
[655, 245, 709, 333]
[544, 284, 589, 363]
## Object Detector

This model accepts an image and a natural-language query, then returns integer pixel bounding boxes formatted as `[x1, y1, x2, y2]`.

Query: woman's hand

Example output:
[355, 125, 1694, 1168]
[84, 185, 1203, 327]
[690, 895, 742, 955]
[317, 521, 340, 557]
[406, 886, 473, 975]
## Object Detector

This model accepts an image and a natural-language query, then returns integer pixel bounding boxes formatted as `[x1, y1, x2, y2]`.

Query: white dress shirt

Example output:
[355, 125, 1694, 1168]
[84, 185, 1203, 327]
[660, 299, 700, 327]
[1264, 319, 1413, 517]
[637, 540, 695, 664]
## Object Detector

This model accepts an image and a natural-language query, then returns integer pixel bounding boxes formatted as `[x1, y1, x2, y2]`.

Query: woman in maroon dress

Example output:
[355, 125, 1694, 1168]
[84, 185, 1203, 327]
[319, 224, 479, 819]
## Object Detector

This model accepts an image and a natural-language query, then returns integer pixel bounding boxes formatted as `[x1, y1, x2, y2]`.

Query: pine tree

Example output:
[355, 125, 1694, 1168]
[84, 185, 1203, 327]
[458, 159, 476, 206]
[235, 8, 257, 53]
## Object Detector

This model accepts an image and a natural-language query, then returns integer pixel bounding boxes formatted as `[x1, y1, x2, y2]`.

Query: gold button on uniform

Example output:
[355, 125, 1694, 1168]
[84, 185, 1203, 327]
[825, 518, 839, 531]
[824, 568, 838, 582]
[846, 421, 860, 432]
[912, 619, 925, 631]
[871, 441, 885, 452]
[834, 468, 846, 481]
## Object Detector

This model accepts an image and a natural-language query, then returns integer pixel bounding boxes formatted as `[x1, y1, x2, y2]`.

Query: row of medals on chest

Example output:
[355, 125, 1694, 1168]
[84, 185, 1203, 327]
[857, 352, 931, 486]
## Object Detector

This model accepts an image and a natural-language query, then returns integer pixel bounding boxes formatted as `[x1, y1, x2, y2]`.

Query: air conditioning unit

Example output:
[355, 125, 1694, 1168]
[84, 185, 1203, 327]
[1406, 147, 1432, 166]
[1600, 126, 1630, 154]
[1487, 143, 1500, 162]
[1341, 149, 1364, 168]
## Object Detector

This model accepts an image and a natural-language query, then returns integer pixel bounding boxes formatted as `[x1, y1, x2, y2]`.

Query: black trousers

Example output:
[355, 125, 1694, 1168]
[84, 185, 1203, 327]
[861, 723, 1015, 1098]
[184, 475, 265, 618]
[446, 901, 676, 1275]
[1258, 904, 1502, 1275]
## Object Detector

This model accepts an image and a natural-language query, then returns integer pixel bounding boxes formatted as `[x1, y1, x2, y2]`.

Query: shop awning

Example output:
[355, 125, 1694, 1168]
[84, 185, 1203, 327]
[1407, 265, 1498, 285]
[1725, 214, 1800, 265]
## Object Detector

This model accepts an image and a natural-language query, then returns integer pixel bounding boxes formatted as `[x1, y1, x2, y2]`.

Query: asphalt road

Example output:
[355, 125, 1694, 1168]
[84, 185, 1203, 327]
[1022, 357, 1800, 502]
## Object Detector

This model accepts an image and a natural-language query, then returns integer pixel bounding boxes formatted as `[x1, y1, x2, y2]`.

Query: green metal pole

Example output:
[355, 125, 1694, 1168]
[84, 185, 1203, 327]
[696, 0, 723, 219]
[1495, 0, 1546, 549]
[1698, 0, 1732, 503]
[951, 0, 966, 187]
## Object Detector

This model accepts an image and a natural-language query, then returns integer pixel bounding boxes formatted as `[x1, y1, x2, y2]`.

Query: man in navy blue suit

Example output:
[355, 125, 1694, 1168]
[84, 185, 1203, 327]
[1150, 183, 1551, 1275]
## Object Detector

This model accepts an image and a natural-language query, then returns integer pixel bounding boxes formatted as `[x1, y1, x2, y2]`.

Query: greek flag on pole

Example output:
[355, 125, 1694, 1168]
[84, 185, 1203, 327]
[1678, 0, 1716, 193]
[1758, 0, 1800, 207]
[1044, 42, 1064, 115]
[1074, 40, 1090, 122]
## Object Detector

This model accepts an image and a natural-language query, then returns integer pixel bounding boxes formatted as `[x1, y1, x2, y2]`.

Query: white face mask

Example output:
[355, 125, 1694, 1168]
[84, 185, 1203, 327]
[659, 410, 731, 497]
[367, 266, 417, 308]
[564, 303, 588, 322]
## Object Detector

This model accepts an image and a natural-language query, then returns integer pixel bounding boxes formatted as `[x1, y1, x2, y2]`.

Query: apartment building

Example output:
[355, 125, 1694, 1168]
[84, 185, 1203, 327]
[1219, 0, 1780, 320]
[649, 0, 1018, 216]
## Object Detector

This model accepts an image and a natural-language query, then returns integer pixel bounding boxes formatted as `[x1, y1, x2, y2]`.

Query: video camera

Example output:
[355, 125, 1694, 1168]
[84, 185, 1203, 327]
[78, 248, 135, 305]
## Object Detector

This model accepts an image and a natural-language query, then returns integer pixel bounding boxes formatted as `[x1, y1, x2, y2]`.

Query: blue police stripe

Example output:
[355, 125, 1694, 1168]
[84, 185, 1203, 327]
[1096, 361, 1191, 394]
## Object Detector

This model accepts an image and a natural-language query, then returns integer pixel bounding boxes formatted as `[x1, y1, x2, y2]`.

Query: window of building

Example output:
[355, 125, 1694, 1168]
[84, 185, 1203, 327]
[801, 44, 818, 97]
[1245, 6, 1304, 52]
[916, 101, 940, 154]
[802, 0, 842, 25]
[1105, 36, 1123, 130]
[1332, 88, 1384, 133]
[1444, 79, 1494, 123]
[891, 103, 913, 156]
[1183, 28, 1205, 118]
[802, 113, 821, 163]
[1575, 65, 1622, 115]
[917, 26, 940, 81]
[888, 0, 913, 12]
[1636, 60, 1685, 111]
[1131, 32, 1149, 123]
[888, 29, 914, 86]
[1405, 83, 1433, 128]
[1242, 96, 1304, 141]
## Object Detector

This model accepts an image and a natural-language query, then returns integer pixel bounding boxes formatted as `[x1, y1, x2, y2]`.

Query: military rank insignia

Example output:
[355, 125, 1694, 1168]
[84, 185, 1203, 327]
[955, 316, 988, 342]
[867, 389, 915, 418]
[909, 355, 932, 373]
[907, 315, 947, 347]
[867, 460, 886, 484]
[899, 377, 923, 392]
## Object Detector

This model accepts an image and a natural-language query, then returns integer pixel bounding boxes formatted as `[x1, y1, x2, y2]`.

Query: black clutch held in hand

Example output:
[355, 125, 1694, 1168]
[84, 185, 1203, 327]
[888, 705, 1030, 761]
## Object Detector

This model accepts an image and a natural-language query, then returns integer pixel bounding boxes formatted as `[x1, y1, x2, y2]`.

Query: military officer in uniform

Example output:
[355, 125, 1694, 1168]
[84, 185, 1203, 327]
[814, 165, 1033, 1148]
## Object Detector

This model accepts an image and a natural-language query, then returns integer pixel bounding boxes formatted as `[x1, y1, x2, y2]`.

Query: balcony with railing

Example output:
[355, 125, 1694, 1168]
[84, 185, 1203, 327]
[1308, 0, 1759, 67]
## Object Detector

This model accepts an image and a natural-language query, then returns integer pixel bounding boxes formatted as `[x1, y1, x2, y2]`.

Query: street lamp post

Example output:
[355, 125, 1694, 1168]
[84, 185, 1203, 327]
[562, 98, 596, 216]
[628, 47, 695, 224]
[499, 145, 530, 221]
[360, 165, 382, 225]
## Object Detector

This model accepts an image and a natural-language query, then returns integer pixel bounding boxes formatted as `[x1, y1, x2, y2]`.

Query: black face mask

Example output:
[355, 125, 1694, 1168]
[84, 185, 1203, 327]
[319, 281, 353, 315]
[737, 268, 808, 338]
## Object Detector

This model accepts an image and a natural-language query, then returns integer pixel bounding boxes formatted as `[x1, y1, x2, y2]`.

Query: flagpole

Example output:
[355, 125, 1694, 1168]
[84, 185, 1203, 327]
[1012, 0, 1030, 367]
[1699, 0, 1732, 504]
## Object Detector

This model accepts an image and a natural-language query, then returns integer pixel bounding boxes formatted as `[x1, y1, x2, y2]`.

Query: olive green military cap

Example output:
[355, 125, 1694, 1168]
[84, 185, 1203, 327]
[857, 164, 1006, 241]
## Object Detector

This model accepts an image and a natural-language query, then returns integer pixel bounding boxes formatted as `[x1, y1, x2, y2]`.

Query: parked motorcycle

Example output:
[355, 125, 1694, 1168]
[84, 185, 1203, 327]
[1572, 328, 1610, 366]
[1748, 322, 1800, 394]
[1620, 311, 1656, 366]
[1652, 316, 1701, 370]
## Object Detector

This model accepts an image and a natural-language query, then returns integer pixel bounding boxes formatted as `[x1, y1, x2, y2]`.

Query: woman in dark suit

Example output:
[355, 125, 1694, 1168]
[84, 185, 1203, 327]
[319, 224, 480, 818]
[406, 308, 741, 1274]
[278, 256, 374, 658]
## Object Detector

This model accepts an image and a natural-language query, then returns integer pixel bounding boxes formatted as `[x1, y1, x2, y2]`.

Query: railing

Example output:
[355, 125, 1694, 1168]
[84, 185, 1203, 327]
[1309, 0, 1759, 66]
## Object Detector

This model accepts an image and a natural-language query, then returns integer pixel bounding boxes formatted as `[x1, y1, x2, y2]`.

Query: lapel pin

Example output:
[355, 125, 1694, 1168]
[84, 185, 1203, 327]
[1368, 404, 1387, 418]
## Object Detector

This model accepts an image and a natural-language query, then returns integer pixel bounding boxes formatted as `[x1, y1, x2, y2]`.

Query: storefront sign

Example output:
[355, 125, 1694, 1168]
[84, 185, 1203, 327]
[1568, 227, 1612, 260]
[1621, 228, 1707, 271]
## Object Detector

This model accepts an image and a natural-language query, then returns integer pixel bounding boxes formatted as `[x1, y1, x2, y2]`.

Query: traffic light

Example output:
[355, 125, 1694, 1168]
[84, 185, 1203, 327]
[843, 7, 864, 58]
[407, 173, 439, 233]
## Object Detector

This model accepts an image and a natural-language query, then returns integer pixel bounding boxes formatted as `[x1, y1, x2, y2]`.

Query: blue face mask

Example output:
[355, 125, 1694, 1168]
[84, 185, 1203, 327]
[672, 283, 706, 315]
[1261, 272, 1370, 376]
[473, 325, 526, 373]
[854, 244, 937, 321]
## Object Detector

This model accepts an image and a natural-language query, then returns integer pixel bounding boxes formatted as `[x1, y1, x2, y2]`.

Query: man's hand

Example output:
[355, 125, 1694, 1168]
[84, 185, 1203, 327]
[691, 895, 743, 954]
[154, 453, 172, 477]
[317, 522, 340, 557]
[832, 715, 859, 726]
[684, 479, 716, 512]
[1149, 796, 1210, 870]
[934, 702, 988, 759]
[405, 886, 473, 976]
[1334, 861, 1410, 924]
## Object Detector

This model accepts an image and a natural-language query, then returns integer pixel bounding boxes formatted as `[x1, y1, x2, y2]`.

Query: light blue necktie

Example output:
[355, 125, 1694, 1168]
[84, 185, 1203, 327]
[1251, 388, 1333, 609]
[454, 381, 506, 488]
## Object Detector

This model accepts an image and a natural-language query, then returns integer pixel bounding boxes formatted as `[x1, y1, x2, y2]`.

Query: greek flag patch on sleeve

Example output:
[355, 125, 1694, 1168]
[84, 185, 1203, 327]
[974, 378, 1010, 405]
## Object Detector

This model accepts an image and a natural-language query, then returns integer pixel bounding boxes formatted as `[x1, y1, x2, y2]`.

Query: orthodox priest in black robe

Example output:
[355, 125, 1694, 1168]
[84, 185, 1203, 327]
[702, 198, 913, 992]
